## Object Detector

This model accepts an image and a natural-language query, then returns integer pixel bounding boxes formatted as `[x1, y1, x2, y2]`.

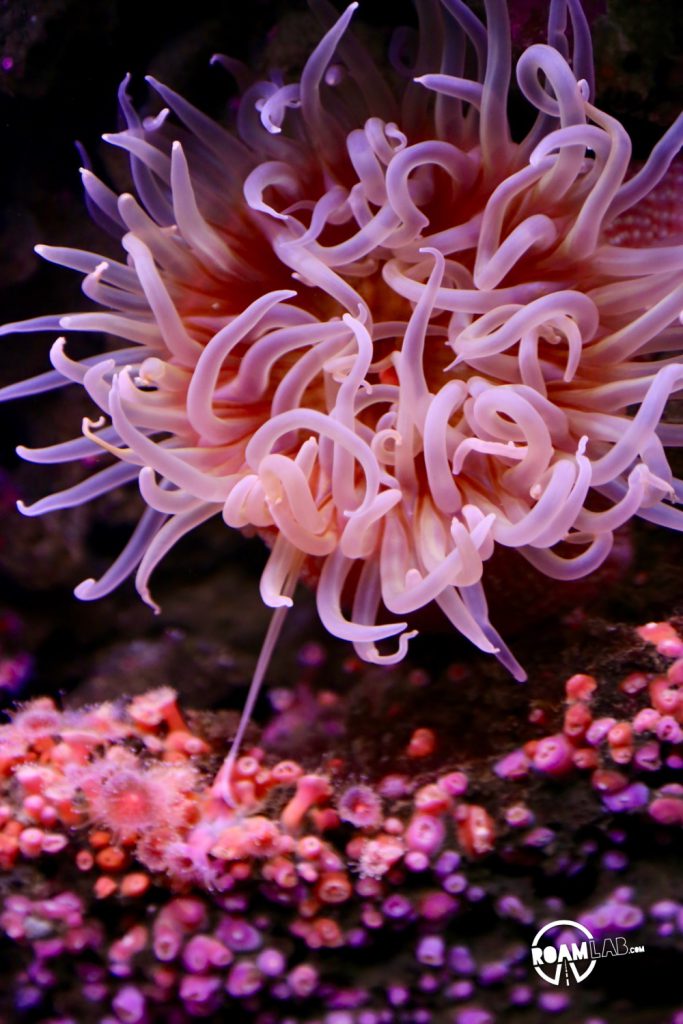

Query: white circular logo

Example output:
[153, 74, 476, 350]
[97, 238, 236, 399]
[531, 919, 597, 985]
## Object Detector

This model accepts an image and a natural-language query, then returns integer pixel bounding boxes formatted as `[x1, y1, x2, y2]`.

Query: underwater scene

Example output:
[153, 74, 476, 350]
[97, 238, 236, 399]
[0, 0, 682, 1020]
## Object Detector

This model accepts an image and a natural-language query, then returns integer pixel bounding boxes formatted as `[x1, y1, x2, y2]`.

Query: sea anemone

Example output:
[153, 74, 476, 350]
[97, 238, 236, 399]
[68, 752, 198, 840]
[1, 1, 682, 701]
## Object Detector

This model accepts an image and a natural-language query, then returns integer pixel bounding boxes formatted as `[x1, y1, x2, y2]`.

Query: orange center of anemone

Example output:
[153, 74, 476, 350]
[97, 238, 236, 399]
[102, 776, 155, 828]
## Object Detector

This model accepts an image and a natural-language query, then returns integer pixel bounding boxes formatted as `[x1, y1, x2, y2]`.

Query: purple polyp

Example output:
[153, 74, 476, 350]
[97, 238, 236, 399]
[337, 785, 383, 829]
[288, 964, 318, 998]
[421, 893, 457, 920]
[454, 1009, 493, 1024]
[382, 895, 413, 920]
[538, 991, 570, 1013]
[449, 946, 476, 976]
[387, 985, 409, 1007]
[111, 985, 146, 1024]
[612, 904, 645, 930]
[226, 961, 262, 998]
[418, 972, 440, 993]
[586, 718, 617, 747]
[256, 949, 286, 977]
[634, 742, 662, 771]
[182, 935, 231, 972]
[602, 782, 650, 813]
[602, 850, 629, 871]
[216, 918, 262, 953]
[650, 900, 680, 920]
[478, 962, 508, 985]
[443, 873, 468, 895]
[405, 850, 430, 872]
[434, 851, 461, 876]
[15, 987, 42, 1011]
[494, 751, 530, 780]
[496, 895, 533, 924]
[406, 815, 446, 856]
[447, 980, 475, 1001]
[509, 984, 533, 1006]
[416, 935, 445, 967]
[523, 827, 555, 847]
[179, 975, 222, 1005]
[657, 717, 683, 744]
[466, 886, 486, 903]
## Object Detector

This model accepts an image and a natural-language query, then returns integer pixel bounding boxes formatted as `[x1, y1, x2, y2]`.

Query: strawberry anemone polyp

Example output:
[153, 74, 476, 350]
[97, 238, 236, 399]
[1, 1, 683, 690]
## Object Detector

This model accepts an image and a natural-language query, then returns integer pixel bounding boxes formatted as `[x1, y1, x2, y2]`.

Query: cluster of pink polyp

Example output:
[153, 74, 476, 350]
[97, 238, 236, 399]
[0, 620, 682, 1022]
[495, 621, 683, 823]
[0, 0, 682, 685]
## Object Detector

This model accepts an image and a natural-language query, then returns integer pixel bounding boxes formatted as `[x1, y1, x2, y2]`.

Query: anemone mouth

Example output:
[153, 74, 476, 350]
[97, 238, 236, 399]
[0, 0, 682, 701]
[99, 772, 157, 830]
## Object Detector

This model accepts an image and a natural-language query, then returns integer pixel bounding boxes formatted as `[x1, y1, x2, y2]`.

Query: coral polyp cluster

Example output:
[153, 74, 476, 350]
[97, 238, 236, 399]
[0, 0, 681, 682]
[1, 619, 682, 1021]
